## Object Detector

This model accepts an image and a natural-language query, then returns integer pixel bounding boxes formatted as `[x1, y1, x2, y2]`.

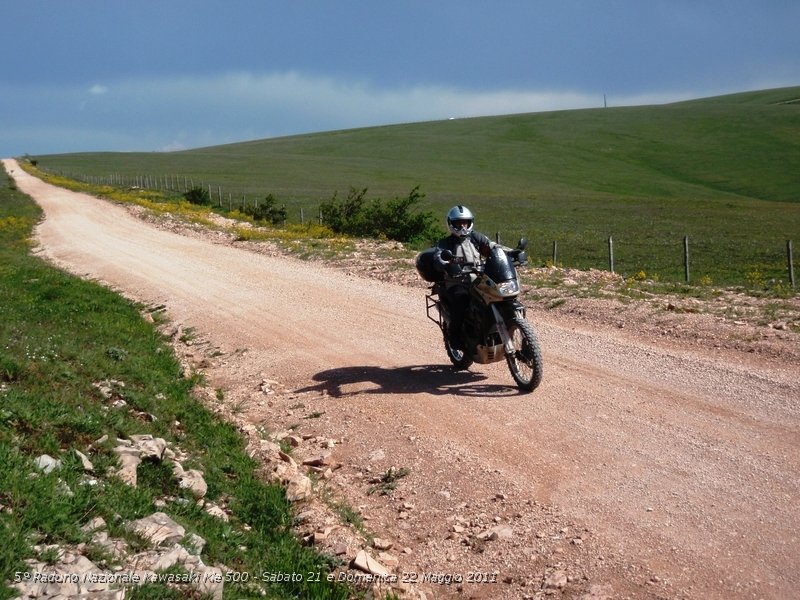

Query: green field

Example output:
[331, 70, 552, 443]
[32, 87, 800, 286]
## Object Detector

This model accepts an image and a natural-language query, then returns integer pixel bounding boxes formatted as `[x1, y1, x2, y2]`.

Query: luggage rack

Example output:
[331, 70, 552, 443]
[425, 290, 442, 327]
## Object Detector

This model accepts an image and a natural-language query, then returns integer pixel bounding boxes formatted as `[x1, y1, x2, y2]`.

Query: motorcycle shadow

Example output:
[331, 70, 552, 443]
[296, 364, 523, 398]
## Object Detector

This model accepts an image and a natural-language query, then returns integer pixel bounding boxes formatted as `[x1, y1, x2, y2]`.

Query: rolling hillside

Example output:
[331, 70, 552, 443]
[30, 87, 800, 284]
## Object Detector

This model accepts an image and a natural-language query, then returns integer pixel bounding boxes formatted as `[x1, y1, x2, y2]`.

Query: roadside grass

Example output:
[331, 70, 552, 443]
[30, 87, 800, 286]
[0, 167, 350, 598]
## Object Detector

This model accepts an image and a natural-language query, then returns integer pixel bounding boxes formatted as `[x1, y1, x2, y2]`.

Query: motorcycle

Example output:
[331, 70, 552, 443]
[416, 239, 543, 392]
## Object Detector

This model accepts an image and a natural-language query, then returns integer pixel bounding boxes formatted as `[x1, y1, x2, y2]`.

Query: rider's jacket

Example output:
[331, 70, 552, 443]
[434, 232, 500, 288]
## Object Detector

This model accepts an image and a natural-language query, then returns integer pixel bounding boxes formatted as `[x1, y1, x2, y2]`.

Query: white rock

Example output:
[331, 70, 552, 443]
[352, 550, 390, 576]
[130, 434, 168, 460]
[128, 512, 185, 547]
[178, 469, 208, 499]
[35, 454, 61, 474]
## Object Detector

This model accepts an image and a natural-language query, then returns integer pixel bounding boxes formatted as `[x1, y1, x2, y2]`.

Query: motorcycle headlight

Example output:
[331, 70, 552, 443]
[497, 280, 519, 295]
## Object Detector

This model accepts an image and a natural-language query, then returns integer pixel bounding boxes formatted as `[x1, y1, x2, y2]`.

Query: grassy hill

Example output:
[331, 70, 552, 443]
[31, 86, 800, 285]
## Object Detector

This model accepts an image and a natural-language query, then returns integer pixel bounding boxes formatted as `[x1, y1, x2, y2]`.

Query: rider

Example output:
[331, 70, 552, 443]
[433, 205, 509, 349]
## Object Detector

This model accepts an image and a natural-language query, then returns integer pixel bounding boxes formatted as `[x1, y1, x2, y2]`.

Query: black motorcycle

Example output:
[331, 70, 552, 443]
[416, 240, 543, 392]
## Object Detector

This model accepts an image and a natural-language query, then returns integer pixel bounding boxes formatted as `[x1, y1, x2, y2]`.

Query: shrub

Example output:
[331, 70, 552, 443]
[242, 194, 287, 225]
[183, 186, 211, 206]
[319, 187, 369, 236]
[319, 185, 439, 245]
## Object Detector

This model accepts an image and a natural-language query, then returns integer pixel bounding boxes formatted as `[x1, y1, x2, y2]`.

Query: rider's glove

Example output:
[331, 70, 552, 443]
[445, 262, 462, 276]
[509, 250, 528, 265]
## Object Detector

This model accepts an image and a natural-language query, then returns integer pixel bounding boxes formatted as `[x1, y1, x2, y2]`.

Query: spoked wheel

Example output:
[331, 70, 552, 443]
[444, 334, 473, 370]
[506, 316, 543, 392]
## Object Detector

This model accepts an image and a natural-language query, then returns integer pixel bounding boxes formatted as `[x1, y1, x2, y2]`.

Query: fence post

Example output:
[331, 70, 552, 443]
[608, 236, 614, 273]
[552, 241, 558, 266]
[495, 231, 501, 244]
[683, 236, 690, 283]
[301, 207, 305, 225]
[788, 240, 795, 289]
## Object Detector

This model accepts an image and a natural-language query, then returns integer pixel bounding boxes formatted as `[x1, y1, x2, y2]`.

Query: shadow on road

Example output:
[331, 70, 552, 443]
[296, 364, 523, 398]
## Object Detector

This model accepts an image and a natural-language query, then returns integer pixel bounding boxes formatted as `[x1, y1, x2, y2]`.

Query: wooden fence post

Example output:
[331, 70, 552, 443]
[608, 236, 614, 273]
[552, 241, 558, 265]
[683, 236, 690, 283]
[788, 240, 795, 289]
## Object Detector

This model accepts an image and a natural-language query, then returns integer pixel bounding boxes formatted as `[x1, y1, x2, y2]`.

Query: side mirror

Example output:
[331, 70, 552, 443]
[441, 249, 454, 261]
[516, 237, 528, 251]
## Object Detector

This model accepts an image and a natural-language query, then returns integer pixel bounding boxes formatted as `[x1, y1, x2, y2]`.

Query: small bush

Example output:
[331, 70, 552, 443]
[319, 185, 439, 245]
[242, 194, 287, 225]
[183, 186, 211, 206]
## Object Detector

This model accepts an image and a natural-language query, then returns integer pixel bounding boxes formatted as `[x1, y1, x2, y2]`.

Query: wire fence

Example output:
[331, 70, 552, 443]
[495, 232, 796, 289]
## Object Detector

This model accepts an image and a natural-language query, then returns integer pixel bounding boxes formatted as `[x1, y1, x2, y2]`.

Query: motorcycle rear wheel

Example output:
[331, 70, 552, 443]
[506, 316, 543, 392]
[445, 335, 473, 370]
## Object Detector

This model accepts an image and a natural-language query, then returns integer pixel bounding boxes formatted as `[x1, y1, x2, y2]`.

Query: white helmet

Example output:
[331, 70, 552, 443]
[447, 205, 474, 238]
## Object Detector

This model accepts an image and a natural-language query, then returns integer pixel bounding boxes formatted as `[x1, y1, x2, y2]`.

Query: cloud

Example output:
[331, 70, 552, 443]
[89, 71, 616, 134]
[2, 70, 788, 156]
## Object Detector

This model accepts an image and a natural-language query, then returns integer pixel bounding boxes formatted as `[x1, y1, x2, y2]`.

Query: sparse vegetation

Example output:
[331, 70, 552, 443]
[241, 194, 288, 225]
[367, 466, 411, 496]
[182, 185, 211, 206]
[320, 185, 440, 245]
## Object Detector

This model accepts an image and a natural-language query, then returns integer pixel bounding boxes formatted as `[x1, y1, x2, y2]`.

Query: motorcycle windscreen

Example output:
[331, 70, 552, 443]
[484, 247, 517, 282]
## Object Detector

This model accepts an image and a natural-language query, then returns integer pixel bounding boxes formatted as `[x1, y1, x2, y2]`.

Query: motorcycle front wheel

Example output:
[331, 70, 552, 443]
[444, 335, 473, 370]
[506, 315, 543, 392]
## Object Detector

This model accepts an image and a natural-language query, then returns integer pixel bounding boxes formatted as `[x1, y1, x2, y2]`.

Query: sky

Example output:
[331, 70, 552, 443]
[1, 0, 798, 157]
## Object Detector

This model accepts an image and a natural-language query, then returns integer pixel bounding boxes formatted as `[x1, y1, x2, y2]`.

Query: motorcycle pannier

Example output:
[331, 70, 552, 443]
[415, 247, 444, 282]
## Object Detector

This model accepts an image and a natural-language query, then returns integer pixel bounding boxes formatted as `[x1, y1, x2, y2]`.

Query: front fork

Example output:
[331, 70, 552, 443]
[491, 301, 525, 356]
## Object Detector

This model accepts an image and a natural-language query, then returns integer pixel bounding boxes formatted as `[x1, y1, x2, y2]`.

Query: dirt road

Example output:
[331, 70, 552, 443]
[6, 158, 799, 599]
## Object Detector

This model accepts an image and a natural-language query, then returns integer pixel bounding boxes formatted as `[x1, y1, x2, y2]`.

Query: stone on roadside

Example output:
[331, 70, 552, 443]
[128, 512, 185, 547]
[178, 468, 208, 498]
[113, 446, 141, 486]
[35, 454, 61, 474]
[351, 550, 390, 576]
[544, 569, 568, 590]
[373, 537, 393, 551]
